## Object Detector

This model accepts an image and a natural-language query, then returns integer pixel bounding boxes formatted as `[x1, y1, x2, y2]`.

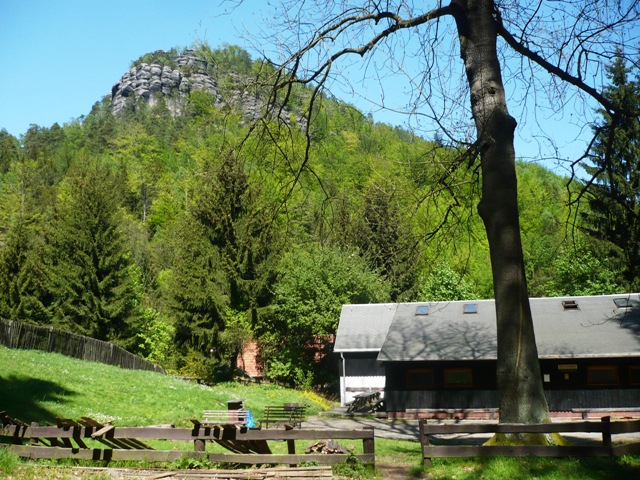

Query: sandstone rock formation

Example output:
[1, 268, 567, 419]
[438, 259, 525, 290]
[110, 50, 224, 116]
[109, 49, 300, 127]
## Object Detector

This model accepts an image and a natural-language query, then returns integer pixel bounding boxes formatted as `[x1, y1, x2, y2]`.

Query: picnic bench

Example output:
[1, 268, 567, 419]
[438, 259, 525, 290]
[260, 404, 306, 429]
[346, 392, 381, 413]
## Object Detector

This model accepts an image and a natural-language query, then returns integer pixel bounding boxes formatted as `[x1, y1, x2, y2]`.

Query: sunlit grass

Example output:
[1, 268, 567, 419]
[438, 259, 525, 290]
[411, 455, 640, 480]
[0, 345, 330, 427]
[2, 346, 640, 479]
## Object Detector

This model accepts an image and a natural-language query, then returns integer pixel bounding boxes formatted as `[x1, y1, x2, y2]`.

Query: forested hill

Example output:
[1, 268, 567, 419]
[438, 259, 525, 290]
[0, 44, 623, 390]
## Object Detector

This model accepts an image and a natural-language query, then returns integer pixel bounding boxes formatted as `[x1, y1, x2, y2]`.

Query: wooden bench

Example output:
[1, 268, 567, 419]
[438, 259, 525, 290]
[572, 407, 640, 420]
[260, 404, 306, 429]
[192, 409, 250, 428]
[405, 408, 499, 420]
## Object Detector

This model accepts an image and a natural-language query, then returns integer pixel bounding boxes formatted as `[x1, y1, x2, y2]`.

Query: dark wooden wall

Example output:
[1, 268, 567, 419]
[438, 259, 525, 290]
[383, 358, 640, 412]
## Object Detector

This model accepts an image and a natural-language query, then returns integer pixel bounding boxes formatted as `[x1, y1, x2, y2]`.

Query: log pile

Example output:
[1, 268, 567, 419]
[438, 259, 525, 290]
[305, 439, 351, 454]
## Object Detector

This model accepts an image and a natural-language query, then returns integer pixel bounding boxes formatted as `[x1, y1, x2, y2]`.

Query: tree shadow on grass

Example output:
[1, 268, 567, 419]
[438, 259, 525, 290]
[0, 374, 77, 424]
[434, 456, 640, 480]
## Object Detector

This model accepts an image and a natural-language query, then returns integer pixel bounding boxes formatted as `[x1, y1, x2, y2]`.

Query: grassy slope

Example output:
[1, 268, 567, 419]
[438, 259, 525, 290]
[0, 345, 331, 426]
[2, 346, 640, 479]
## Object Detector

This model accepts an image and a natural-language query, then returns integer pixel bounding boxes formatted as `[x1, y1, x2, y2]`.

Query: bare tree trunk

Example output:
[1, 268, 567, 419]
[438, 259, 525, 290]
[453, 0, 549, 423]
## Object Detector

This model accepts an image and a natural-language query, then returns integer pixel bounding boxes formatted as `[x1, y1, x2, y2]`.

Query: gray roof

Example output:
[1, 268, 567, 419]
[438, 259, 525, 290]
[335, 294, 640, 361]
[334, 303, 398, 352]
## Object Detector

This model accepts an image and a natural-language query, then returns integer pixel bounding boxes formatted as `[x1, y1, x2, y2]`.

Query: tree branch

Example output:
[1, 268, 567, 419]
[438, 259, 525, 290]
[495, 12, 620, 115]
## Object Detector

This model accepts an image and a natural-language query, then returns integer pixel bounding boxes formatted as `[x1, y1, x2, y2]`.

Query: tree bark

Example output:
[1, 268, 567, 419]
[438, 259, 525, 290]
[452, 0, 550, 423]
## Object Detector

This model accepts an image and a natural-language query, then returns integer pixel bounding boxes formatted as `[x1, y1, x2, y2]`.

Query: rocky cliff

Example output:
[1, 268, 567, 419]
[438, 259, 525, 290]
[109, 48, 301, 127]
[110, 49, 269, 119]
[109, 50, 218, 116]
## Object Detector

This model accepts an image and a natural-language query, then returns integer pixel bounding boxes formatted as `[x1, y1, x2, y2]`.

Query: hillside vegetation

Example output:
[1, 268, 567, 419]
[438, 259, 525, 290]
[0, 44, 624, 390]
[0, 345, 329, 426]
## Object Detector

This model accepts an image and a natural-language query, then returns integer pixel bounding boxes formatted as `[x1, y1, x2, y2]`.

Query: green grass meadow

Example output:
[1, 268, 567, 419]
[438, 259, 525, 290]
[0, 345, 330, 426]
[1, 345, 640, 479]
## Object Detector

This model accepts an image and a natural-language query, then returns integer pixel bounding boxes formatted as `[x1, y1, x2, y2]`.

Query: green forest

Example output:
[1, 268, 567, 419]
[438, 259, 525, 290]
[0, 44, 636, 390]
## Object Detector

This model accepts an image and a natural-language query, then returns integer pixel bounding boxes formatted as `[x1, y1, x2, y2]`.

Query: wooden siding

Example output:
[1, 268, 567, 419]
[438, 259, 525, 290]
[384, 357, 640, 412]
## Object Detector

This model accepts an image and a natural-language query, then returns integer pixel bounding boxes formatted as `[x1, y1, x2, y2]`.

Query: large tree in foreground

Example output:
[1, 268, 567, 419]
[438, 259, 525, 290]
[237, 0, 640, 425]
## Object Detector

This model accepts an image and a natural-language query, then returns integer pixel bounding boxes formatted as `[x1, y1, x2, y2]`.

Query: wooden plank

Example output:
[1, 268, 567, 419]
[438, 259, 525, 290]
[8, 445, 374, 465]
[91, 425, 115, 438]
[610, 419, 640, 434]
[235, 429, 374, 441]
[611, 443, 640, 456]
[3, 425, 374, 442]
[423, 445, 613, 458]
[420, 421, 606, 435]
[205, 453, 375, 465]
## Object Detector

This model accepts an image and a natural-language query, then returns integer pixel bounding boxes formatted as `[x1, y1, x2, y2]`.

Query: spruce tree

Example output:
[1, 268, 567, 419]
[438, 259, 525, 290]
[166, 153, 280, 378]
[583, 53, 640, 290]
[48, 159, 141, 346]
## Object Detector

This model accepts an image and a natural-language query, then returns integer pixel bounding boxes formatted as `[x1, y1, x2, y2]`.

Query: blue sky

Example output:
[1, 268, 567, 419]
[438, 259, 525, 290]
[0, 0, 262, 137]
[1, 1, 595, 170]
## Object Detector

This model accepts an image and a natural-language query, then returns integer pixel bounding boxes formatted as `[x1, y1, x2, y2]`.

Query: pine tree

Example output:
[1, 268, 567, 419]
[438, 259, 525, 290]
[0, 158, 53, 323]
[583, 53, 640, 290]
[48, 159, 141, 345]
[166, 153, 281, 379]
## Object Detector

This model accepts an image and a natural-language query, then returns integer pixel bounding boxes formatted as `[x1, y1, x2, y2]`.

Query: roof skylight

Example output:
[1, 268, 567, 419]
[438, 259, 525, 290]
[614, 298, 634, 309]
[562, 300, 579, 310]
[463, 303, 478, 314]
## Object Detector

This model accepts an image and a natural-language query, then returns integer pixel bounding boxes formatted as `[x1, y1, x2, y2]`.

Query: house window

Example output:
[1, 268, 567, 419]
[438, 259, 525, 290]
[444, 368, 473, 388]
[613, 298, 634, 309]
[629, 366, 640, 386]
[463, 303, 478, 314]
[415, 305, 430, 315]
[406, 368, 435, 389]
[562, 300, 579, 310]
[587, 366, 619, 386]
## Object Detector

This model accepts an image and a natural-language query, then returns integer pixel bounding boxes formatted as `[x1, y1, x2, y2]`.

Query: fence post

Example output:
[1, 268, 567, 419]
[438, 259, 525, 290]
[363, 426, 375, 457]
[601, 416, 612, 453]
[194, 437, 206, 453]
[419, 419, 432, 466]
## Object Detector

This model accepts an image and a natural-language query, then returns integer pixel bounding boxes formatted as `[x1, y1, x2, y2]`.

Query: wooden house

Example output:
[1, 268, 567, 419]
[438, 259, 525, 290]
[336, 294, 640, 415]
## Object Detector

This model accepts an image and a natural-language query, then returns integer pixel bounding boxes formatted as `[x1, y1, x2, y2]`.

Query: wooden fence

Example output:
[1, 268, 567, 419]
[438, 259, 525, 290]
[1, 415, 375, 467]
[419, 416, 640, 464]
[0, 318, 165, 374]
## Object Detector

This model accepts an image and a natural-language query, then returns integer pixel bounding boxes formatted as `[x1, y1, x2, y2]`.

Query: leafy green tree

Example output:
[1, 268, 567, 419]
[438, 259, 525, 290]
[538, 240, 622, 297]
[583, 53, 640, 290]
[257, 247, 390, 389]
[112, 125, 165, 223]
[0, 129, 19, 174]
[0, 213, 51, 322]
[418, 264, 478, 301]
[47, 158, 142, 347]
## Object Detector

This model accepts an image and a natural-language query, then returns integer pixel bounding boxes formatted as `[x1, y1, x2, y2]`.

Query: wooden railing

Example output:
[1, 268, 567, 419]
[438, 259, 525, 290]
[419, 416, 640, 464]
[1, 414, 375, 467]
